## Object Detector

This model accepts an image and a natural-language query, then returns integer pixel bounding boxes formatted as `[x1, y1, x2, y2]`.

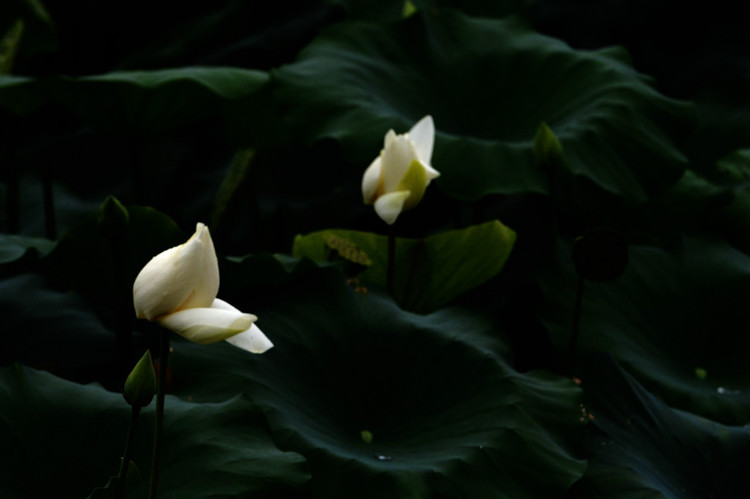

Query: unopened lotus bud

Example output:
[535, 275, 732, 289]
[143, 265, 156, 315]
[123, 350, 156, 408]
[97, 196, 130, 240]
[533, 121, 563, 169]
[362, 116, 440, 225]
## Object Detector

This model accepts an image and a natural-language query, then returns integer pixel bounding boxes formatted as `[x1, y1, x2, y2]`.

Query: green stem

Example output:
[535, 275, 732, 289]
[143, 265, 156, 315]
[114, 405, 141, 499]
[148, 331, 170, 499]
[386, 233, 396, 296]
[568, 275, 585, 375]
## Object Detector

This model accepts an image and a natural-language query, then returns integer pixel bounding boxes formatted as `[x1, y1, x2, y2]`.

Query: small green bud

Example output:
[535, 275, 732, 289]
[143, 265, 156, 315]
[695, 367, 707, 380]
[533, 122, 564, 168]
[402, 0, 417, 18]
[123, 350, 156, 408]
[97, 196, 130, 240]
[572, 228, 628, 282]
[360, 430, 374, 443]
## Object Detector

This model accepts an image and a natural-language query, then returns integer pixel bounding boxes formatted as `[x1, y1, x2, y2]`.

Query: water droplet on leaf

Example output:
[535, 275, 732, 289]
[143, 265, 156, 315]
[717, 387, 740, 395]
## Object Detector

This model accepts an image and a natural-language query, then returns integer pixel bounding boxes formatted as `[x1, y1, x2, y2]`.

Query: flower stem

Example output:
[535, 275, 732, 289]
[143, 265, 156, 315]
[568, 275, 585, 375]
[386, 233, 396, 296]
[114, 405, 141, 499]
[148, 330, 170, 499]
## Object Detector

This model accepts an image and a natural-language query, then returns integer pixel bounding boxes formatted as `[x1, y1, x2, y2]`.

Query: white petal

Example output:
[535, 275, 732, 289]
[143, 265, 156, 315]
[209, 297, 239, 312]
[423, 162, 440, 181]
[225, 323, 274, 354]
[210, 298, 273, 353]
[158, 306, 256, 344]
[133, 223, 219, 320]
[374, 190, 411, 225]
[384, 129, 397, 148]
[362, 155, 383, 204]
[381, 134, 418, 193]
[407, 115, 435, 164]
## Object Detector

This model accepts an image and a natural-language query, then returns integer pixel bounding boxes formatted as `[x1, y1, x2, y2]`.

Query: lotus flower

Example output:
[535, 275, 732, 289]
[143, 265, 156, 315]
[362, 115, 440, 225]
[133, 223, 272, 353]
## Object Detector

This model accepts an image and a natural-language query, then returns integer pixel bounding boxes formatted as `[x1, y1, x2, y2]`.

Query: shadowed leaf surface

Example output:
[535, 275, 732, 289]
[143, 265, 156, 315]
[0, 364, 310, 499]
[273, 10, 692, 203]
[168, 268, 585, 499]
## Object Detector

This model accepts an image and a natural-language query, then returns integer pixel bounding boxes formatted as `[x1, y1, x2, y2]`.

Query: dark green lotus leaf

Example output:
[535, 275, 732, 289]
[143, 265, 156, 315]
[538, 237, 750, 425]
[0, 274, 116, 377]
[717, 184, 750, 255]
[692, 148, 750, 254]
[0, 364, 309, 499]
[415, 0, 531, 18]
[272, 10, 692, 202]
[324, 0, 407, 21]
[117, 0, 339, 71]
[0, 75, 45, 115]
[292, 220, 517, 312]
[0, 233, 54, 282]
[168, 268, 585, 499]
[0, 0, 57, 68]
[43, 203, 184, 312]
[220, 253, 323, 299]
[50, 67, 269, 135]
[576, 358, 750, 499]
[0, 233, 53, 264]
[653, 169, 732, 221]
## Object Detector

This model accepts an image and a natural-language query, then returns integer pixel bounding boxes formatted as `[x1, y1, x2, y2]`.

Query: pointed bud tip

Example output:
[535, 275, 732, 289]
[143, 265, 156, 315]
[533, 121, 564, 168]
[123, 350, 156, 408]
[97, 196, 130, 239]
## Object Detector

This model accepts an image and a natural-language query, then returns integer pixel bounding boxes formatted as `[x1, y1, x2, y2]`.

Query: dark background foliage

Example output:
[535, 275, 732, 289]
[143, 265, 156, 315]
[2, 0, 750, 497]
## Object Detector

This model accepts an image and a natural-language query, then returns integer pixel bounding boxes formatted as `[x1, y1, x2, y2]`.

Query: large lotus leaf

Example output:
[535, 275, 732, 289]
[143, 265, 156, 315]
[576, 358, 750, 499]
[642, 152, 750, 255]
[0, 75, 45, 115]
[292, 220, 517, 312]
[118, 0, 338, 71]
[220, 253, 324, 298]
[538, 237, 750, 425]
[415, 0, 531, 18]
[0, 0, 56, 67]
[272, 10, 692, 203]
[324, 0, 411, 21]
[0, 254, 316, 384]
[43, 202, 184, 313]
[50, 67, 269, 136]
[0, 234, 54, 276]
[0, 364, 309, 499]
[167, 268, 585, 499]
[0, 273, 116, 378]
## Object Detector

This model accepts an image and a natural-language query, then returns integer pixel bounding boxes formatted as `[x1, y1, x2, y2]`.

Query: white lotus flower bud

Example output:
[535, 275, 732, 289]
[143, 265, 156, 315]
[362, 115, 440, 225]
[133, 223, 273, 353]
[133, 222, 219, 320]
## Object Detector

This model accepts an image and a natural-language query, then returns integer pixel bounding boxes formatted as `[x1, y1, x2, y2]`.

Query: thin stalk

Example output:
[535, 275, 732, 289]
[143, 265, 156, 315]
[148, 330, 170, 499]
[386, 233, 396, 296]
[114, 405, 141, 499]
[568, 275, 585, 375]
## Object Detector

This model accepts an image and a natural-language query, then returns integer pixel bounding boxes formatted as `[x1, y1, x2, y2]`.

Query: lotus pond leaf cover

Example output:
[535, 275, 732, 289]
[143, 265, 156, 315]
[1, 1, 749, 498]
